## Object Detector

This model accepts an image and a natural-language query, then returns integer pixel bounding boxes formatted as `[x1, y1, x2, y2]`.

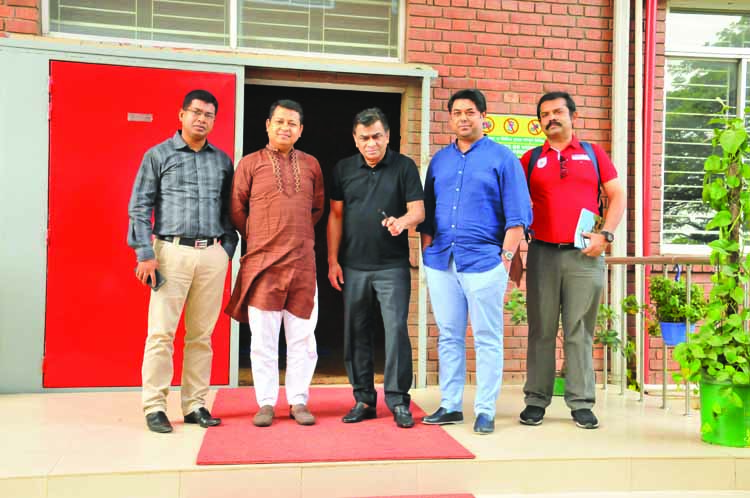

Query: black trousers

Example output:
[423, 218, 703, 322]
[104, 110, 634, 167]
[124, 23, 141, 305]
[342, 266, 413, 412]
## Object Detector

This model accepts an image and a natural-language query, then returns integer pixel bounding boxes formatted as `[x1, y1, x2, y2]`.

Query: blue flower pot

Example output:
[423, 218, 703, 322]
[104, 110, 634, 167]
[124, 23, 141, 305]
[659, 322, 695, 346]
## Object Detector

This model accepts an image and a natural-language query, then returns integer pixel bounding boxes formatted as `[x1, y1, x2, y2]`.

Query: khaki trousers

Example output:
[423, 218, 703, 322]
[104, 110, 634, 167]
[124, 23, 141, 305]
[142, 238, 229, 416]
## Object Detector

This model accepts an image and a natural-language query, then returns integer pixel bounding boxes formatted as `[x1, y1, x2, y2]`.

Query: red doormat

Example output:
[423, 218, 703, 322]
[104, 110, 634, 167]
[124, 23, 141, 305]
[358, 495, 475, 498]
[197, 387, 475, 465]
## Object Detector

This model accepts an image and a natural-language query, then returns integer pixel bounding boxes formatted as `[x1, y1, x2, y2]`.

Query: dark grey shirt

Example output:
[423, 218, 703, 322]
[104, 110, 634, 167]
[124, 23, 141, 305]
[127, 131, 238, 261]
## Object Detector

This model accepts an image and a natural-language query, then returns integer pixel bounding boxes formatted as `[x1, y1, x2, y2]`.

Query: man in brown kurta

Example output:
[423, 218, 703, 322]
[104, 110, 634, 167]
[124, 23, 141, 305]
[226, 99, 324, 426]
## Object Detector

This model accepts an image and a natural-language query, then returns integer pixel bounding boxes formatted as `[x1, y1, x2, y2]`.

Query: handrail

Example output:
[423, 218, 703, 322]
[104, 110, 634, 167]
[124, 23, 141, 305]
[605, 255, 711, 265]
[604, 253, 711, 413]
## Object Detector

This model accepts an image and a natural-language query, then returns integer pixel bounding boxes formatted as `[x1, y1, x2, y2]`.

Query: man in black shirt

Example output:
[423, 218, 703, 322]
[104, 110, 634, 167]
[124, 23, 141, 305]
[328, 108, 425, 428]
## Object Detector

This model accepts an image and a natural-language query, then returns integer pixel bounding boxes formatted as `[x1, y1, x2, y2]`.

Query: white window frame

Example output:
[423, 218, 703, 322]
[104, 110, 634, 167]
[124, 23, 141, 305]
[40, 0, 404, 63]
[662, 9, 750, 254]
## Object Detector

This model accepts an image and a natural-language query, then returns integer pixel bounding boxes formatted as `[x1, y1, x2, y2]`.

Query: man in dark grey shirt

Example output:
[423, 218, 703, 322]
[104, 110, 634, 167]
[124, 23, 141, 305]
[128, 89, 238, 434]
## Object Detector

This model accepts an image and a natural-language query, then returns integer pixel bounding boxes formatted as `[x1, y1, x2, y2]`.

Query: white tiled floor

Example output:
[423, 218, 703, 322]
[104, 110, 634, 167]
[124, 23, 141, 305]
[1, 384, 749, 498]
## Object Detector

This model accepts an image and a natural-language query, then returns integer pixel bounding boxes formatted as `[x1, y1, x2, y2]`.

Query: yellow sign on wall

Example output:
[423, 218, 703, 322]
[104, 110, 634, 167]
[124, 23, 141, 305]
[484, 114, 546, 158]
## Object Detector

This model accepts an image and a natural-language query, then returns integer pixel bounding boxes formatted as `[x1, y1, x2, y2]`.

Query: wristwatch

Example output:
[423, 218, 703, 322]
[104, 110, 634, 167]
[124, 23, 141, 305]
[502, 250, 514, 261]
[600, 230, 614, 243]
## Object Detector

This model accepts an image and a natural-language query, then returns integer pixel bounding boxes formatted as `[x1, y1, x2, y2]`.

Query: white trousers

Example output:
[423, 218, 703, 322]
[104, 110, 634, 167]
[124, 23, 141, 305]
[248, 289, 318, 407]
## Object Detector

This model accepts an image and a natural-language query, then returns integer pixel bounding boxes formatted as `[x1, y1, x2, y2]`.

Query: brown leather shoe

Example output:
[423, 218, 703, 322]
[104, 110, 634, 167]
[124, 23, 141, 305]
[290, 404, 316, 426]
[253, 405, 274, 427]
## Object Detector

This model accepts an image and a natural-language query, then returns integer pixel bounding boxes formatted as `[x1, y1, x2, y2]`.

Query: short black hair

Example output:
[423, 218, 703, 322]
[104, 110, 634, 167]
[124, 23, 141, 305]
[448, 89, 487, 113]
[352, 107, 390, 133]
[268, 99, 304, 124]
[536, 91, 577, 120]
[182, 89, 219, 113]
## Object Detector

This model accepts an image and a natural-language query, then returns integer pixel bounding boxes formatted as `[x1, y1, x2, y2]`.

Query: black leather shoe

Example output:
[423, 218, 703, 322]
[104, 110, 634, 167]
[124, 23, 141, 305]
[422, 407, 464, 425]
[146, 411, 173, 433]
[342, 401, 377, 423]
[473, 413, 495, 435]
[393, 405, 415, 428]
[184, 407, 221, 428]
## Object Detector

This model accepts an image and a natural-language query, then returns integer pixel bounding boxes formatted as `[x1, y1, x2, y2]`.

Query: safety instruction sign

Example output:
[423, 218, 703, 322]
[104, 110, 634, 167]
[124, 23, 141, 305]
[484, 114, 545, 158]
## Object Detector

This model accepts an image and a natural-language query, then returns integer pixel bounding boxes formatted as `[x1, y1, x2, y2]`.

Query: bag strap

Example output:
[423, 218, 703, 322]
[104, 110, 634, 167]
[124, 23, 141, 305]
[527, 141, 604, 216]
[580, 141, 604, 216]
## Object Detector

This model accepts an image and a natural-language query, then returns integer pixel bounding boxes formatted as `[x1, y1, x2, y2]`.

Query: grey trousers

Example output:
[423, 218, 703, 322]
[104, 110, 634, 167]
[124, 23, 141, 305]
[523, 242, 604, 410]
[342, 266, 413, 412]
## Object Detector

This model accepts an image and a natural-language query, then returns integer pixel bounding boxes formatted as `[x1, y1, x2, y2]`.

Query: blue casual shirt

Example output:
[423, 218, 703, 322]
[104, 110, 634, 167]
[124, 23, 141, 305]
[418, 136, 532, 273]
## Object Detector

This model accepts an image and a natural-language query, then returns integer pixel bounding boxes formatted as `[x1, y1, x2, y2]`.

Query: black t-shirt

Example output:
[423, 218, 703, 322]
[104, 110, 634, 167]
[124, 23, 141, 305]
[331, 149, 424, 270]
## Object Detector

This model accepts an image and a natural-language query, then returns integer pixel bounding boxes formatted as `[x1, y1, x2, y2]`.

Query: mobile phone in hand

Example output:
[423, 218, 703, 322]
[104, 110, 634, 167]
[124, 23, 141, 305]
[135, 267, 166, 291]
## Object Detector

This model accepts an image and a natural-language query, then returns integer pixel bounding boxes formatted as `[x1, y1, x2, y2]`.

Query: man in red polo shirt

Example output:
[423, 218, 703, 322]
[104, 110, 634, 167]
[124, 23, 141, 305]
[519, 91, 625, 429]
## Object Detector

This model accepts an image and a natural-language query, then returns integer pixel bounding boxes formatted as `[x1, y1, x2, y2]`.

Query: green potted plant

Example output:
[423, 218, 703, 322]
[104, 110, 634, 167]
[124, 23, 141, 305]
[646, 275, 707, 346]
[673, 104, 750, 447]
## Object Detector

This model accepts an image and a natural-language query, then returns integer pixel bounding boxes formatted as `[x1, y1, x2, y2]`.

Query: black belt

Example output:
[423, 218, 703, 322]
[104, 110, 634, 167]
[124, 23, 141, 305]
[157, 235, 218, 248]
[532, 240, 577, 250]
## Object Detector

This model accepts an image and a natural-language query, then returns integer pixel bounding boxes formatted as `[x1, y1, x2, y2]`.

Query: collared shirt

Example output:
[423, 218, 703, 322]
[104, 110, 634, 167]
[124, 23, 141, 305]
[520, 135, 617, 244]
[127, 131, 238, 261]
[330, 148, 424, 270]
[418, 136, 532, 273]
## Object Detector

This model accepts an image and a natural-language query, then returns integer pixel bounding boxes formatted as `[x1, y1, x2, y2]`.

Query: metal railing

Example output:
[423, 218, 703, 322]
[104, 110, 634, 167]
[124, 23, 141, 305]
[604, 255, 711, 413]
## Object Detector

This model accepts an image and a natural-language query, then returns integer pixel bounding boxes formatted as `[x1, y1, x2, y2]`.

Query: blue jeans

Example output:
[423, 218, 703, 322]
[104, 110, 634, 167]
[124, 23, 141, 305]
[425, 257, 508, 418]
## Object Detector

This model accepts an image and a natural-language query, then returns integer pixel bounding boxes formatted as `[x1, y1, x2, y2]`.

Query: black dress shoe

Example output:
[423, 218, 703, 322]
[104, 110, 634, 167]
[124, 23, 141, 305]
[342, 401, 377, 423]
[146, 411, 173, 433]
[473, 413, 495, 434]
[422, 407, 464, 425]
[184, 407, 221, 428]
[393, 405, 415, 428]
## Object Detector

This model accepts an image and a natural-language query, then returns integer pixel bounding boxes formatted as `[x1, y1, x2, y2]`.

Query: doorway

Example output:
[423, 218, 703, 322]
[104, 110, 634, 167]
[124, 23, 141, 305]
[238, 83, 403, 385]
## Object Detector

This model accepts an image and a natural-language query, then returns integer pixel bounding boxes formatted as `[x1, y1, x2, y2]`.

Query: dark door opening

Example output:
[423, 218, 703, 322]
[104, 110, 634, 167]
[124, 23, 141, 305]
[238, 84, 402, 385]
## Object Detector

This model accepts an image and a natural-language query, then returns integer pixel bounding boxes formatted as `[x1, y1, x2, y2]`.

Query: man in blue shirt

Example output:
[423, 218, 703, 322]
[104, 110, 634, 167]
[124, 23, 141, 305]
[417, 89, 532, 434]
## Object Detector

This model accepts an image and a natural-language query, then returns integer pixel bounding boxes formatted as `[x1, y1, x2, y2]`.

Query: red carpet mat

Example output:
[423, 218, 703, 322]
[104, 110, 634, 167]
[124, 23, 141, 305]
[197, 387, 475, 465]
[358, 495, 475, 498]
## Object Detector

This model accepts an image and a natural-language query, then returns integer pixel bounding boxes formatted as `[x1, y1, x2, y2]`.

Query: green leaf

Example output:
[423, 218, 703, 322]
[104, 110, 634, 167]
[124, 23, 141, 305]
[688, 343, 705, 359]
[726, 348, 738, 363]
[720, 128, 747, 154]
[706, 210, 732, 230]
[727, 175, 741, 188]
[728, 314, 744, 329]
[732, 330, 750, 344]
[704, 155, 722, 172]
[733, 372, 750, 385]
[709, 335, 727, 347]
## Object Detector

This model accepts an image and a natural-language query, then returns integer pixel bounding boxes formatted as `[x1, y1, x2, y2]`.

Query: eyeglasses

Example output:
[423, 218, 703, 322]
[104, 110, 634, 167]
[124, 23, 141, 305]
[559, 155, 568, 179]
[185, 108, 216, 120]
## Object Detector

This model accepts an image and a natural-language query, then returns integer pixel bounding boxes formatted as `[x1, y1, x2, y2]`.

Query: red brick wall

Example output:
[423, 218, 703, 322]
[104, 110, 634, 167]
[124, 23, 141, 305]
[407, 0, 614, 156]
[406, 0, 616, 384]
[0, 0, 40, 35]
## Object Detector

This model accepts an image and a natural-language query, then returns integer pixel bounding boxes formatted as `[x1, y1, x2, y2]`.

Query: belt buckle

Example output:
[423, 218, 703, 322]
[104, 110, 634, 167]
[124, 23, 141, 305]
[194, 239, 209, 249]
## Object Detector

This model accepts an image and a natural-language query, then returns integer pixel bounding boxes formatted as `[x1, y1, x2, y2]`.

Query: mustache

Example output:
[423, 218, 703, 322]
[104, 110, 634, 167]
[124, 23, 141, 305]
[546, 120, 561, 130]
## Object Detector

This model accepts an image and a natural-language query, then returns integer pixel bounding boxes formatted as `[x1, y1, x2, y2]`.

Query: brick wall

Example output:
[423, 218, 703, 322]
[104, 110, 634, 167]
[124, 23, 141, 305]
[0, 0, 40, 36]
[407, 0, 614, 156]
[406, 0, 616, 384]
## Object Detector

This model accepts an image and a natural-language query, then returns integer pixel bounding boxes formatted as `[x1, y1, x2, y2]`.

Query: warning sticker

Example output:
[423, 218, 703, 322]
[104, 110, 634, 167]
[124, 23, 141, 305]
[485, 114, 546, 158]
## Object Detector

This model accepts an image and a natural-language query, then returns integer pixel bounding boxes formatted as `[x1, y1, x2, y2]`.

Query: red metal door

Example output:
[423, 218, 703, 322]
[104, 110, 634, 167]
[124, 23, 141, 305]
[45, 61, 236, 387]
